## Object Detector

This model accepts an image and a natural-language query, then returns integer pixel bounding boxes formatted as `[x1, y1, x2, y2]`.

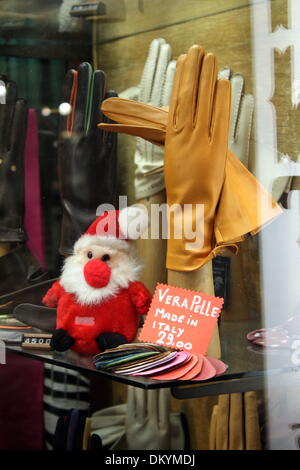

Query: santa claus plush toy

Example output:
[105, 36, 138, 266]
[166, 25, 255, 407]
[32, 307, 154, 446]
[42, 207, 152, 355]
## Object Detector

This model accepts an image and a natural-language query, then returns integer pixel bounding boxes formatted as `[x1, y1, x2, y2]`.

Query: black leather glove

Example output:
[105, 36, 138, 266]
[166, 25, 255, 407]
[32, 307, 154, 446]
[0, 77, 28, 242]
[58, 62, 118, 255]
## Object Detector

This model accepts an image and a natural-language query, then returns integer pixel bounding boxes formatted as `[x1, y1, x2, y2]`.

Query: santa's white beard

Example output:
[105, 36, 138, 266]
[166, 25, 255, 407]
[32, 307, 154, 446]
[60, 251, 143, 305]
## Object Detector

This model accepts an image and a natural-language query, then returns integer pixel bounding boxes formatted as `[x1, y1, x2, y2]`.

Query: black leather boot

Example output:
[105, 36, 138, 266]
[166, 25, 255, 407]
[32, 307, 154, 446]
[0, 78, 48, 299]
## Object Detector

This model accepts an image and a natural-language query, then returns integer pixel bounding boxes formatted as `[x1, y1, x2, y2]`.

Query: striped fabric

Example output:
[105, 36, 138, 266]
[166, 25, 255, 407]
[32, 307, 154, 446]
[43, 364, 90, 449]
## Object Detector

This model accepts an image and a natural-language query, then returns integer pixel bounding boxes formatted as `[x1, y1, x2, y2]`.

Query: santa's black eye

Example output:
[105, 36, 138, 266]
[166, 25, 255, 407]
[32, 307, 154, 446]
[101, 254, 110, 262]
[87, 251, 93, 259]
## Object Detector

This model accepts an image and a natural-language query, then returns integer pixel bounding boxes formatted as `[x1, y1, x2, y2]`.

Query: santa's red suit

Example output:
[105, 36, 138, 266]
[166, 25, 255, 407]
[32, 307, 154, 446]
[43, 279, 151, 355]
[43, 208, 152, 355]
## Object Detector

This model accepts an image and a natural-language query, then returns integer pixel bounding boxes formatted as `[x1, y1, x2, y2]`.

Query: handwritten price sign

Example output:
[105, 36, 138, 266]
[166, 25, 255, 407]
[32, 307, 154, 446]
[139, 283, 224, 354]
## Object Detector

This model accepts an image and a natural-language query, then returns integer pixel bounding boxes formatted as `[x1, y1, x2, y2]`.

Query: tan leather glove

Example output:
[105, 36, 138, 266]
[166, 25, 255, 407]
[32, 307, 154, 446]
[209, 392, 261, 450]
[229, 393, 244, 450]
[211, 394, 244, 450]
[244, 391, 262, 450]
[161, 46, 232, 271]
[99, 47, 282, 271]
[216, 394, 231, 450]
[209, 405, 218, 450]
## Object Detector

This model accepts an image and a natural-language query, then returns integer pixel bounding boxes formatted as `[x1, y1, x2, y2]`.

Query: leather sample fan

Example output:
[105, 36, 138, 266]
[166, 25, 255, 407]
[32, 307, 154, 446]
[94, 343, 228, 381]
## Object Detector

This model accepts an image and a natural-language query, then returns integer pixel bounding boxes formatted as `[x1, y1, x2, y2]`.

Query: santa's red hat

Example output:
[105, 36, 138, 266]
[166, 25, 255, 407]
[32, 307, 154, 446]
[73, 206, 148, 253]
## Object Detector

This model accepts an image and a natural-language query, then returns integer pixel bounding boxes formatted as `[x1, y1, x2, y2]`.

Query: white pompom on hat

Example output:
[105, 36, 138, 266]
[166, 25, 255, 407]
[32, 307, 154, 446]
[74, 206, 149, 253]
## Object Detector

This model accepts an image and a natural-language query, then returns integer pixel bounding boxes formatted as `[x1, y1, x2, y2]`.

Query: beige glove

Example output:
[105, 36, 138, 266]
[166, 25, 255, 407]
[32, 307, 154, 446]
[218, 67, 254, 168]
[125, 386, 172, 450]
[119, 38, 175, 293]
[121, 38, 176, 200]
[219, 67, 290, 204]
[91, 404, 127, 449]
[91, 394, 187, 451]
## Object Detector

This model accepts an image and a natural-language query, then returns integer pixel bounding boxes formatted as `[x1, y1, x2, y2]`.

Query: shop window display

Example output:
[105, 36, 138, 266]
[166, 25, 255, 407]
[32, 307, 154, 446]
[0, 0, 299, 452]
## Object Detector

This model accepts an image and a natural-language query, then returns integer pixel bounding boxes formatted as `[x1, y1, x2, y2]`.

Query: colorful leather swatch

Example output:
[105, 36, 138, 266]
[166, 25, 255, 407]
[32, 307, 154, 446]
[94, 343, 228, 382]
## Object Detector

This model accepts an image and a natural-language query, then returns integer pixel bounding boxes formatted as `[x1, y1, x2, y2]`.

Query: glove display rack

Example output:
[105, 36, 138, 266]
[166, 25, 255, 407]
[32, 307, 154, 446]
[1, 0, 300, 451]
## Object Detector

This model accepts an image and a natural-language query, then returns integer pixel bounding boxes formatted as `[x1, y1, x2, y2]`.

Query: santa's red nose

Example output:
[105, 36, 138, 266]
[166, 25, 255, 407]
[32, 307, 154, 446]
[84, 259, 111, 288]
